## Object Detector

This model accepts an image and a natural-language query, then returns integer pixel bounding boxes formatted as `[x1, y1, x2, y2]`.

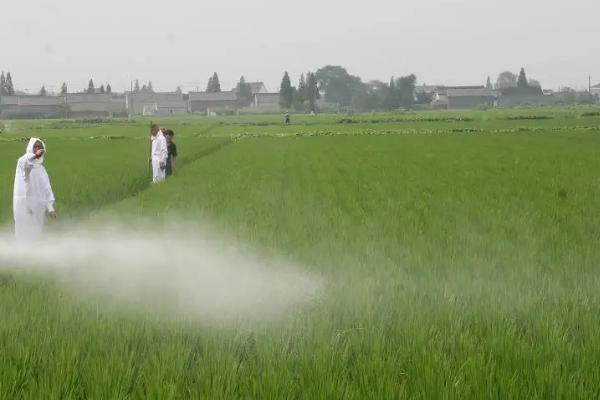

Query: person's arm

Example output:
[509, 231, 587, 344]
[18, 156, 36, 183]
[43, 170, 56, 217]
[160, 138, 168, 166]
[22, 149, 44, 167]
[172, 144, 178, 173]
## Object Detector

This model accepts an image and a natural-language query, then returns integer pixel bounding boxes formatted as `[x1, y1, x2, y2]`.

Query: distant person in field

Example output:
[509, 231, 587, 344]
[164, 129, 178, 177]
[284, 111, 290, 125]
[13, 138, 56, 241]
[150, 124, 168, 183]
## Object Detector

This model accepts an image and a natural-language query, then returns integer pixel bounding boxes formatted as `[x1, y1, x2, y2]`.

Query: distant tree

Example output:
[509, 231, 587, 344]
[99, 84, 105, 94]
[106, 84, 112, 94]
[396, 74, 417, 109]
[175, 86, 182, 94]
[495, 71, 517, 89]
[60, 82, 68, 95]
[352, 81, 382, 112]
[292, 74, 308, 111]
[0, 72, 6, 96]
[306, 72, 320, 112]
[87, 79, 95, 94]
[134, 80, 140, 93]
[486, 76, 493, 90]
[236, 76, 253, 107]
[528, 79, 541, 88]
[206, 73, 221, 93]
[39, 86, 47, 96]
[141, 84, 148, 92]
[147, 81, 154, 93]
[6, 72, 15, 95]
[517, 68, 528, 88]
[315, 65, 361, 106]
[383, 77, 397, 110]
[416, 91, 434, 105]
[351, 83, 371, 112]
[577, 91, 595, 105]
[279, 71, 294, 109]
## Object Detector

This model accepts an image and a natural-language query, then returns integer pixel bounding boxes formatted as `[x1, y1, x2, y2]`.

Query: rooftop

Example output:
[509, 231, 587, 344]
[189, 91, 237, 101]
[447, 88, 494, 97]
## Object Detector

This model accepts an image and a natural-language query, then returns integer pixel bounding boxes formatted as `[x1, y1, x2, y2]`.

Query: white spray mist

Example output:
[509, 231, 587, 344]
[0, 221, 323, 323]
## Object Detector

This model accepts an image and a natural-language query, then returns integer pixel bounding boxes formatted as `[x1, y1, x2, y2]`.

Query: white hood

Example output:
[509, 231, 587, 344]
[25, 137, 46, 164]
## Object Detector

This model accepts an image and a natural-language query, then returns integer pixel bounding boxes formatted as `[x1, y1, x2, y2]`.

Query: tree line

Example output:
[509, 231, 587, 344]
[278, 66, 417, 112]
[1, 72, 115, 97]
[2, 67, 597, 108]
[494, 68, 541, 90]
[0, 72, 15, 96]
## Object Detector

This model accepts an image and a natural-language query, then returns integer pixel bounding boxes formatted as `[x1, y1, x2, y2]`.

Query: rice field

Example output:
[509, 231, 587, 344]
[1, 108, 600, 398]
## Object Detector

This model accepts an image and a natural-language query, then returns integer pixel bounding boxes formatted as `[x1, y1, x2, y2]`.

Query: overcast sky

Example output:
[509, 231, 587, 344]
[2, 0, 599, 94]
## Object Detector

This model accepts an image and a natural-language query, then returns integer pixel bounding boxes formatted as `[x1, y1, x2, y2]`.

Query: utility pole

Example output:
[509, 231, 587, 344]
[129, 80, 134, 118]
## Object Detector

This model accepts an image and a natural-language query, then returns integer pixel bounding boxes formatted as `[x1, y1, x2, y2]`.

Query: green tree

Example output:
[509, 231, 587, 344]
[279, 71, 294, 109]
[306, 72, 320, 112]
[147, 81, 154, 93]
[236, 76, 253, 107]
[517, 68, 528, 88]
[293, 74, 307, 110]
[383, 77, 397, 110]
[207, 73, 221, 93]
[39, 86, 47, 96]
[315, 65, 361, 106]
[353, 81, 386, 112]
[0, 72, 6, 96]
[6, 72, 15, 95]
[486, 76, 493, 90]
[106, 84, 112, 94]
[134, 80, 140, 93]
[528, 79, 541, 88]
[60, 82, 68, 95]
[99, 84, 105, 94]
[213, 73, 221, 92]
[496, 71, 517, 89]
[87, 79, 95, 94]
[396, 74, 417, 109]
[577, 91, 595, 105]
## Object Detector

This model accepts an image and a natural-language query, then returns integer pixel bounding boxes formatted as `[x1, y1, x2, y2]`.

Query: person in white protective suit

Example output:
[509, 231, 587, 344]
[13, 138, 56, 241]
[150, 124, 168, 183]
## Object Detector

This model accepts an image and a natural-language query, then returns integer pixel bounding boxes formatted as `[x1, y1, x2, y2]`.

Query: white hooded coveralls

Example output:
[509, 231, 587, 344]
[151, 131, 168, 183]
[13, 138, 55, 241]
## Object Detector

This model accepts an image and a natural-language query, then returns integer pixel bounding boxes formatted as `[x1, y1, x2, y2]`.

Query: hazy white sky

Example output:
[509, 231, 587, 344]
[2, 0, 599, 93]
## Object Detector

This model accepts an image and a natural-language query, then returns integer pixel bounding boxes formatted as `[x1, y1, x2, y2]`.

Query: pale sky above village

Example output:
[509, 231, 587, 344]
[2, 0, 599, 94]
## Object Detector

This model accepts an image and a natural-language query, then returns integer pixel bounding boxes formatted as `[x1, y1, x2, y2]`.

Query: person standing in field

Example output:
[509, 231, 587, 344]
[150, 124, 168, 183]
[13, 138, 56, 241]
[284, 111, 291, 125]
[164, 129, 177, 177]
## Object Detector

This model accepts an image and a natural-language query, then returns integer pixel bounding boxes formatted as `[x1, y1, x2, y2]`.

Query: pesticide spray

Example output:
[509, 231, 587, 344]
[0, 221, 323, 323]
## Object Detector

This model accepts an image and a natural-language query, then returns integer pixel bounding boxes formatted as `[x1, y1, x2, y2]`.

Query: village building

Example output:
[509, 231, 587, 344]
[253, 93, 280, 109]
[188, 91, 238, 113]
[446, 88, 495, 109]
[66, 93, 127, 118]
[126, 92, 188, 116]
[430, 86, 486, 109]
[247, 82, 268, 94]
[497, 86, 555, 107]
[0, 95, 65, 119]
[590, 83, 600, 101]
